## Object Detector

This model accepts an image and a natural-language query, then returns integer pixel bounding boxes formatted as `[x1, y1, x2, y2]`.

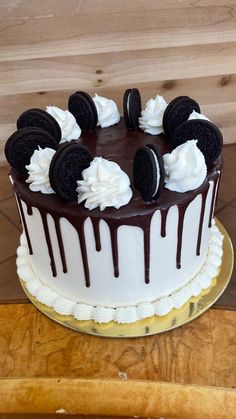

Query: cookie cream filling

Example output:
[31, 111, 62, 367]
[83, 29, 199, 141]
[149, 148, 161, 198]
[17, 221, 224, 324]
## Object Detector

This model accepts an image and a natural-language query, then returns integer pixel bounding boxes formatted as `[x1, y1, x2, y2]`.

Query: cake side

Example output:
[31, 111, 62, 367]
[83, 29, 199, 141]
[10, 117, 222, 308]
[16, 220, 224, 323]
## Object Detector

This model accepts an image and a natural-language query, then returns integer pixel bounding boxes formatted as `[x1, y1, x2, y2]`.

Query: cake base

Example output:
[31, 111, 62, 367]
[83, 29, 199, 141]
[19, 219, 233, 337]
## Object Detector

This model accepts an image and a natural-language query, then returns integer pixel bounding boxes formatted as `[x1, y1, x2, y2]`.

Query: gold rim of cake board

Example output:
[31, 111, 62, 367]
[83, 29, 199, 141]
[20, 218, 234, 338]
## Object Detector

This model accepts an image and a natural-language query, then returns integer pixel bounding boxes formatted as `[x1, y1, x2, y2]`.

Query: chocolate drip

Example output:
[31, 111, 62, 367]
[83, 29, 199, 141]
[143, 227, 151, 284]
[160, 208, 169, 237]
[196, 184, 210, 256]
[68, 217, 90, 287]
[16, 196, 33, 255]
[54, 218, 67, 273]
[91, 218, 101, 251]
[27, 204, 32, 216]
[39, 211, 57, 277]
[176, 204, 190, 269]
[77, 222, 90, 287]
[108, 223, 119, 278]
[208, 173, 220, 228]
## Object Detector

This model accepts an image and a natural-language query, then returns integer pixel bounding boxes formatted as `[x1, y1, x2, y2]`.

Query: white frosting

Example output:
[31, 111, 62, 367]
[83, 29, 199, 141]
[91, 306, 114, 323]
[139, 95, 167, 135]
[163, 140, 207, 193]
[154, 297, 174, 316]
[17, 224, 224, 324]
[46, 106, 81, 142]
[149, 148, 161, 197]
[73, 303, 93, 321]
[36, 286, 58, 307]
[26, 147, 56, 194]
[188, 110, 211, 122]
[92, 94, 120, 128]
[53, 297, 76, 316]
[77, 157, 132, 211]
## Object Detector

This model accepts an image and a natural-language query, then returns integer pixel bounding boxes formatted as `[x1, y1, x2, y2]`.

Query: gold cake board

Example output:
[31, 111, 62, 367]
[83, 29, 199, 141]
[20, 219, 234, 338]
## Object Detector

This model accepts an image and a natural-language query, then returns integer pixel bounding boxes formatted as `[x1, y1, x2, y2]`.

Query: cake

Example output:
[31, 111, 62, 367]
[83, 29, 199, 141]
[5, 91, 224, 324]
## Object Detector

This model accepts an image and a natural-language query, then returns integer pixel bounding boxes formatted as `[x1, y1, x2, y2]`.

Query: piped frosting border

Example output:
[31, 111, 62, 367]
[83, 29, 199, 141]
[16, 221, 224, 324]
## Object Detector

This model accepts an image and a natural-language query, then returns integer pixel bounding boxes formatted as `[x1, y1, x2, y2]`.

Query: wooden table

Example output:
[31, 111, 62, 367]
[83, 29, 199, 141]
[0, 305, 236, 419]
[0, 145, 236, 418]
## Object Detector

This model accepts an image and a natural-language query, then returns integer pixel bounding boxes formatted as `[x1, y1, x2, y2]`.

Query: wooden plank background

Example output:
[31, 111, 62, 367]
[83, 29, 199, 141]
[1, 0, 236, 163]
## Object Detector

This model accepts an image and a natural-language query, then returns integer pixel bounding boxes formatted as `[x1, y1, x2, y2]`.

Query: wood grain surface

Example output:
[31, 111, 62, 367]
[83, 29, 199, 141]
[0, 377, 236, 418]
[0, 304, 235, 388]
[0, 303, 236, 416]
[1, 0, 236, 162]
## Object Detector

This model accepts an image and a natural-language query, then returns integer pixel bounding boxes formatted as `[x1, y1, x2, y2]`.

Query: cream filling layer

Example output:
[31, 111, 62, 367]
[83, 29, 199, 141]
[17, 221, 224, 324]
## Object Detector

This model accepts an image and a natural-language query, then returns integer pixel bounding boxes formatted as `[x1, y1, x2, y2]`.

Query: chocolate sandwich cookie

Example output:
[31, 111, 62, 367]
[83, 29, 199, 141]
[133, 144, 165, 202]
[163, 96, 200, 138]
[172, 119, 223, 164]
[17, 108, 62, 143]
[123, 88, 142, 128]
[49, 141, 93, 201]
[68, 91, 98, 131]
[4, 127, 58, 176]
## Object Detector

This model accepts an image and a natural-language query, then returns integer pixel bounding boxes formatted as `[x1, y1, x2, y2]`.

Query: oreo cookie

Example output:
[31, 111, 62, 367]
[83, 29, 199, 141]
[133, 144, 165, 202]
[68, 91, 98, 131]
[163, 96, 200, 137]
[123, 88, 142, 128]
[49, 141, 93, 201]
[4, 127, 58, 176]
[172, 119, 223, 164]
[17, 108, 61, 143]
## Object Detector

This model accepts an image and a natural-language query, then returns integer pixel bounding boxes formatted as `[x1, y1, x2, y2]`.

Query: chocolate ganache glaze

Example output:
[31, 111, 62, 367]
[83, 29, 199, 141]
[11, 118, 222, 287]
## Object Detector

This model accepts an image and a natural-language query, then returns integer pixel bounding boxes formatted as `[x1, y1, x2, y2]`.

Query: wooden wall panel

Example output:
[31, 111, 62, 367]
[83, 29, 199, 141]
[1, 0, 236, 162]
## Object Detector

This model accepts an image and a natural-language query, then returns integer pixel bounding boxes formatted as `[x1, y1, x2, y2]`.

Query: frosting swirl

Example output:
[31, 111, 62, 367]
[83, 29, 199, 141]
[139, 95, 167, 135]
[46, 106, 81, 142]
[26, 147, 56, 194]
[92, 94, 120, 128]
[163, 140, 207, 193]
[188, 110, 210, 122]
[77, 157, 132, 211]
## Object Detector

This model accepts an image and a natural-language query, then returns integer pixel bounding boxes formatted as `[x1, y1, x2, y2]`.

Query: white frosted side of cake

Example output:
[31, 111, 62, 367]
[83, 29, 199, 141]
[17, 221, 224, 323]
[15, 178, 218, 308]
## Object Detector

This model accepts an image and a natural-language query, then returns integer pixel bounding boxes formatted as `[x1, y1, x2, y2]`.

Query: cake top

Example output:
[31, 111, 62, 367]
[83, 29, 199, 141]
[5, 90, 223, 216]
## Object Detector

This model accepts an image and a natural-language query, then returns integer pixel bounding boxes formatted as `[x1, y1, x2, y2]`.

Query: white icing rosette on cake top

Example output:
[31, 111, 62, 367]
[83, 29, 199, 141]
[46, 106, 81, 142]
[92, 94, 120, 128]
[188, 110, 211, 122]
[163, 140, 207, 193]
[77, 157, 132, 210]
[26, 146, 56, 194]
[139, 95, 168, 135]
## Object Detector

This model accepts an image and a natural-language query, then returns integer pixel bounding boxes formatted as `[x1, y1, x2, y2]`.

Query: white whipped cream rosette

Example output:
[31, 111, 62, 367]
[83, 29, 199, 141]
[188, 110, 211, 122]
[139, 95, 168, 135]
[163, 140, 207, 193]
[77, 157, 132, 211]
[46, 106, 81, 142]
[92, 94, 120, 128]
[26, 146, 56, 194]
